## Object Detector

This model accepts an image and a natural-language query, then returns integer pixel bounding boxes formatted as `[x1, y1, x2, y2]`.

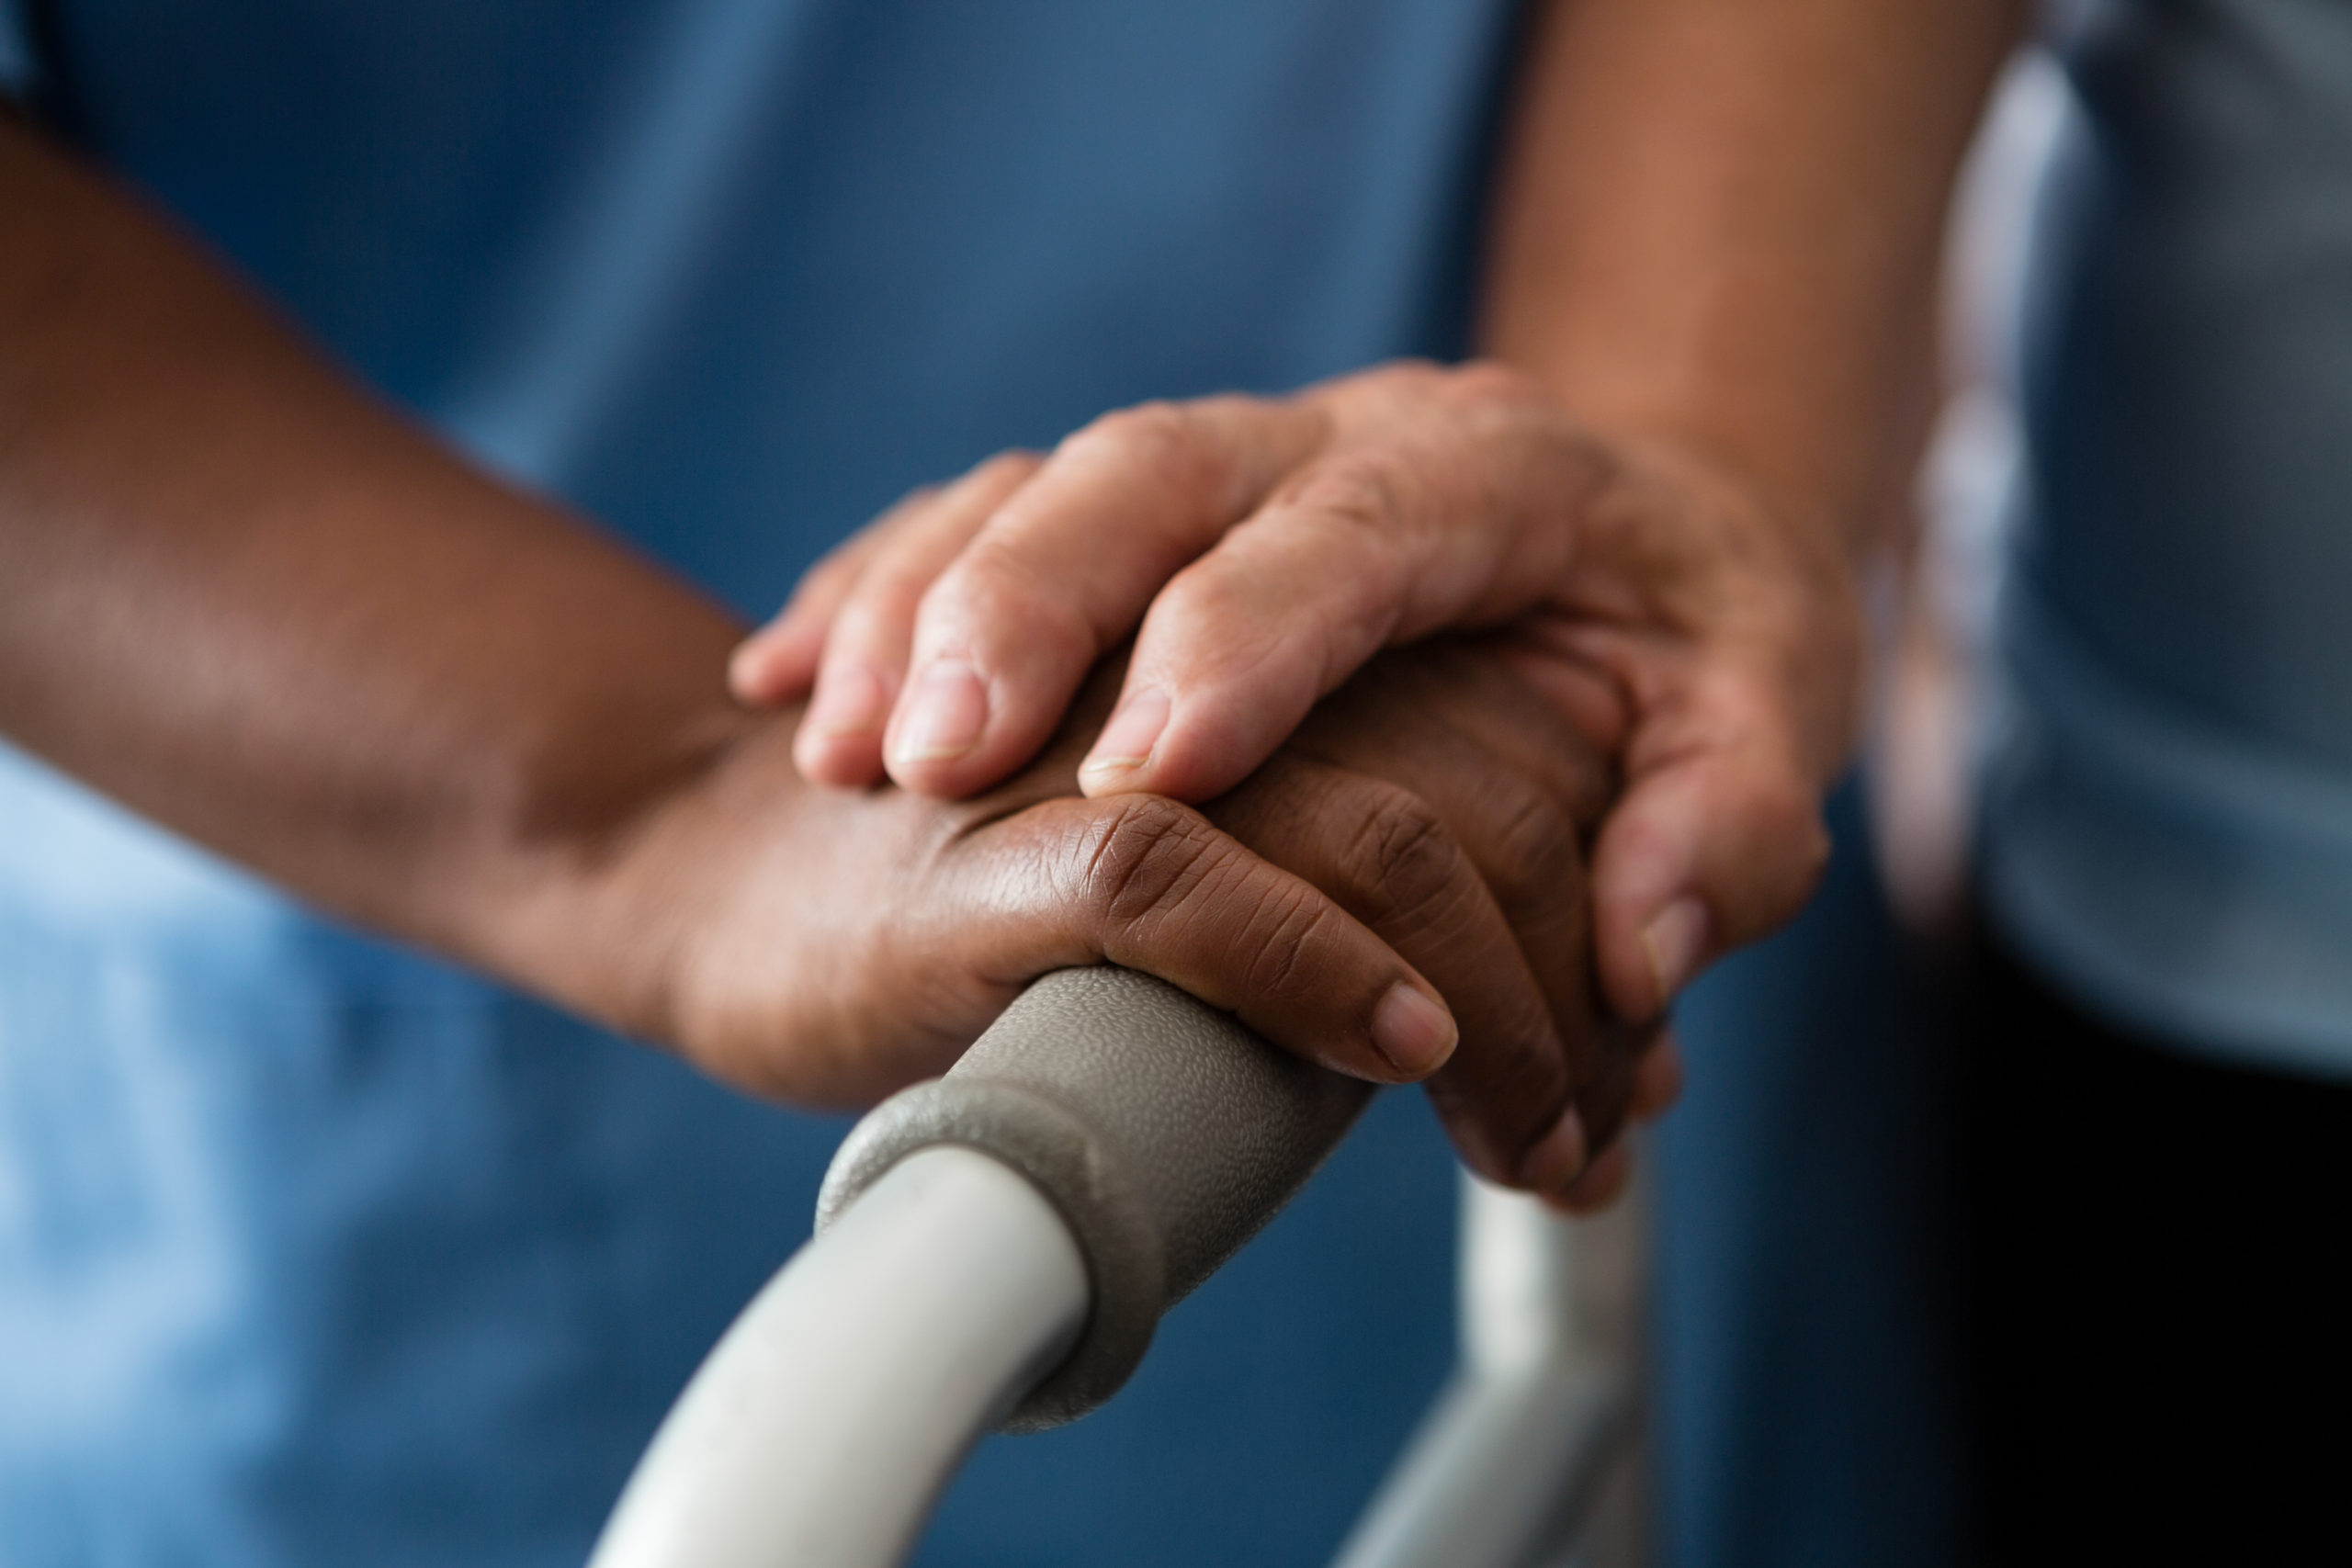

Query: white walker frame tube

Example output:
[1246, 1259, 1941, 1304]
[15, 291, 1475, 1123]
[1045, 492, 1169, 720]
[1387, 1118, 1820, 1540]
[589, 1147, 1089, 1568]
[592, 967, 1645, 1568]
[1332, 1173, 1646, 1568]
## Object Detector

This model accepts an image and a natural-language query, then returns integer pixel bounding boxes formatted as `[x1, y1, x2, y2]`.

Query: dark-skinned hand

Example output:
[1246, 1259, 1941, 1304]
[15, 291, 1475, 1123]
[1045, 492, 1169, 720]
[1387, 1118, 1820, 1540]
[621, 640, 1672, 1211]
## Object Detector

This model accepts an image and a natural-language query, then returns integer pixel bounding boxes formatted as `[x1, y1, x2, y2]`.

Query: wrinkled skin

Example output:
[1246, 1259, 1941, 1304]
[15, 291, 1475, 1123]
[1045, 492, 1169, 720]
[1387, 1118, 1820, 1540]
[639, 643, 1672, 1211]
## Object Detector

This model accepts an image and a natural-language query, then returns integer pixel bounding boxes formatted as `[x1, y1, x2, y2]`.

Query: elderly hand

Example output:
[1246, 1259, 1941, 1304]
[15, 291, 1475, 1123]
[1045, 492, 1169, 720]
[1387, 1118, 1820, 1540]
[731, 361, 1862, 1024]
[633, 642, 1669, 1211]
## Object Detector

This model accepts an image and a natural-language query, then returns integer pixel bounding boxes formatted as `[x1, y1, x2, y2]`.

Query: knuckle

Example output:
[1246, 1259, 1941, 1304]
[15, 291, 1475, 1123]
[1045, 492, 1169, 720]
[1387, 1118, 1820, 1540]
[829, 572, 929, 648]
[1073, 795, 1340, 1007]
[1276, 455, 1411, 538]
[931, 539, 1099, 665]
[826, 587, 903, 652]
[1334, 782, 1470, 932]
[1072, 794, 1221, 931]
[1238, 888, 1339, 1005]
[1484, 784, 1587, 916]
[1145, 567, 1290, 680]
[1067, 400, 1222, 499]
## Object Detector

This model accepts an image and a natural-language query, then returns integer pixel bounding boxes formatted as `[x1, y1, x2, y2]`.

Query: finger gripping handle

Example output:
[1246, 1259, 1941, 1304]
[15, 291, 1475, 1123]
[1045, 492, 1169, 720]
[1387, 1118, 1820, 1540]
[814, 966, 1374, 1431]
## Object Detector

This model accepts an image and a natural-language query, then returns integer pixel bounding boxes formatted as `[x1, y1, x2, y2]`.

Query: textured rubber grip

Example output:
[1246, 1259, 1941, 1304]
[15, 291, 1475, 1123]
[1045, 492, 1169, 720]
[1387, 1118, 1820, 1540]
[814, 966, 1374, 1430]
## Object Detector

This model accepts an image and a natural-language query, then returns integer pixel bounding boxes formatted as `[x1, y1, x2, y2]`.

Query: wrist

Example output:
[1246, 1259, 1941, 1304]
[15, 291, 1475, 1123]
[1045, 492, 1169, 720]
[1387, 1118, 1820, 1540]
[448, 703, 790, 1051]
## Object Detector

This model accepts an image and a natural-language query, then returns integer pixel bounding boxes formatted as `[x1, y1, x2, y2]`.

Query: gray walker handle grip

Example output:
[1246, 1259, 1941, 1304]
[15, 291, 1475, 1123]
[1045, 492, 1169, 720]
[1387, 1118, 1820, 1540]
[815, 966, 1374, 1430]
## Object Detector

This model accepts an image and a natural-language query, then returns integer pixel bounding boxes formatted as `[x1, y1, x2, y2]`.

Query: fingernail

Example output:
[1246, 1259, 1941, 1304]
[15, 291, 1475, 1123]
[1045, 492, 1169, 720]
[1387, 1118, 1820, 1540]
[1079, 687, 1170, 781]
[1370, 983, 1456, 1077]
[1641, 897, 1711, 1008]
[1518, 1102, 1589, 1191]
[805, 662, 886, 736]
[892, 660, 988, 762]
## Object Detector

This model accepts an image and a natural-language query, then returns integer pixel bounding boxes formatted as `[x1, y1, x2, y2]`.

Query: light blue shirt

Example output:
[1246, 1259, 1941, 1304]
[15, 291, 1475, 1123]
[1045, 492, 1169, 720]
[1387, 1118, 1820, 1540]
[0, 3, 1512, 1560]
[1984, 0, 2352, 1077]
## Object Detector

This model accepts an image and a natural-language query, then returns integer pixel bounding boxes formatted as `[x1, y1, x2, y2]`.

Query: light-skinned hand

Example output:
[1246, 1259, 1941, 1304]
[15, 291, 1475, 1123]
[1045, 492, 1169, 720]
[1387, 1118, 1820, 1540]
[731, 361, 1861, 1023]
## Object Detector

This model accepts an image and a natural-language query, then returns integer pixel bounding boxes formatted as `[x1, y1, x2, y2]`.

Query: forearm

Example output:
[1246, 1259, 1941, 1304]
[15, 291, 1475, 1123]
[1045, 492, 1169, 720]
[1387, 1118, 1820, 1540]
[0, 120, 763, 1031]
[1483, 0, 2026, 548]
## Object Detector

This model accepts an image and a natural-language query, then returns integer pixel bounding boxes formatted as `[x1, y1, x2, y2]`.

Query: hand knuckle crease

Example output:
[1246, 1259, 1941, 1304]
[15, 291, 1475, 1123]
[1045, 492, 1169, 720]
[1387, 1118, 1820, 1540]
[1080, 797, 1211, 927]
[1491, 792, 1581, 906]
[1086, 402, 1224, 501]
[1288, 461, 1407, 538]
[1341, 791, 1460, 926]
[1243, 894, 1328, 999]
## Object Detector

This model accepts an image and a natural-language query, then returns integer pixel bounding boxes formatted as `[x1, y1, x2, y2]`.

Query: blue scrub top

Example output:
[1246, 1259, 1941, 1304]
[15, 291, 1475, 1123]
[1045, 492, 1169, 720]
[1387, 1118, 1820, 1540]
[0, 4, 1515, 1562]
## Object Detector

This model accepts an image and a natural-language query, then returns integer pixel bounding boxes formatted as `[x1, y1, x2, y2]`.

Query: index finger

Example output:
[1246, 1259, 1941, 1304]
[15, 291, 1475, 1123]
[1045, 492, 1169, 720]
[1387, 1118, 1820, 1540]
[879, 396, 1327, 798]
[1079, 367, 1608, 804]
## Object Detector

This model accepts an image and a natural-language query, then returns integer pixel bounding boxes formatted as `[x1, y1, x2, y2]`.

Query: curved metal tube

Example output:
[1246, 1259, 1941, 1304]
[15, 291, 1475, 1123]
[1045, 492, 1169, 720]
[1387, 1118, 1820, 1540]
[587, 1146, 1088, 1568]
[1330, 1171, 1648, 1568]
[588, 970, 1645, 1568]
